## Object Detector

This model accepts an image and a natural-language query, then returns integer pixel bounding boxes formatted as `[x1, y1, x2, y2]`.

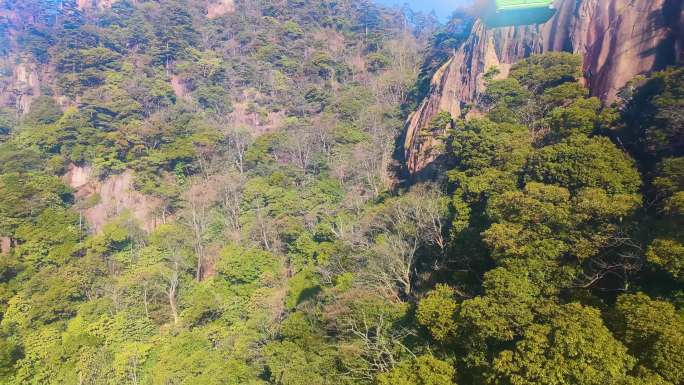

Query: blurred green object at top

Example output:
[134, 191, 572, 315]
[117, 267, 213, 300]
[496, 0, 554, 11]
[484, 0, 556, 27]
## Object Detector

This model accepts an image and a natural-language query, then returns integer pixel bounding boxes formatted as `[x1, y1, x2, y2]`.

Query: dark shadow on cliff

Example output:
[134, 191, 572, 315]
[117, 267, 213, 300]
[408, 152, 454, 185]
[391, 121, 412, 189]
[641, 0, 683, 68]
[391, 137, 454, 190]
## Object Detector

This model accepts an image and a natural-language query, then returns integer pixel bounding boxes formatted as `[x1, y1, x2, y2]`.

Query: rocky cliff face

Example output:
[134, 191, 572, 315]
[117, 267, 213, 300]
[76, 0, 117, 9]
[0, 60, 44, 115]
[63, 164, 165, 233]
[404, 0, 683, 176]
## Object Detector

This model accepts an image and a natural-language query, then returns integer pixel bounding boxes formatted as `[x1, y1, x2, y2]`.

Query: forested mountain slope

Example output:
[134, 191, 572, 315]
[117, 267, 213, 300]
[0, 1, 682, 384]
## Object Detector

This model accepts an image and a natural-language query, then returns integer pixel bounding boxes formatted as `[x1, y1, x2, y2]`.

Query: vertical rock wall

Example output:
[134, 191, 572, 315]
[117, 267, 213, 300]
[63, 164, 165, 234]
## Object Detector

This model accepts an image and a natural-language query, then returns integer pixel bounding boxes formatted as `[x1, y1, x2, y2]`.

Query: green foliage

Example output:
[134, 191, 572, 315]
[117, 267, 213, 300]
[458, 266, 544, 346]
[450, 119, 532, 175]
[423, 110, 453, 136]
[647, 238, 684, 281]
[484, 183, 572, 261]
[524, 134, 641, 194]
[0, 0, 429, 383]
[333, 85, 375, 121]
[366, 52, 391, 72]
[180, 279, 234, 327]
[2, 263, 95, 329]
[545, 97, 602, 141]
[481, 77, 531, 113]
[148, 330, 262, 385]
[650, 330, 684, 385]
[217, 246, 280, 286]
[14, 207, 79, 268]
[264, 338, 338, 385]
[55, 47, 122, 73]
[438, 53, 678, 383]
[0, 109, 16, 141]
[377, 355, 456, 385]
[0, 329, 21, 380]
[282, 21, 304, 39]
[0, 143, 44, 174]
[490, 303, 635, 385]
[285, 269, 320, 309]
[22, 96, 62, 126]
[416, 284, 458, 342]
[619, 67, 684, 161]
[648, 157, 684, 269]
[652, 157, 684, 198]
[0, 173, 71, 235]
[539, 82, 589, 108]
[510, 52, 583, 92]
[612, 293, 684, 383]
[484, 182, 640, 261]
[0, 4, 680, 384]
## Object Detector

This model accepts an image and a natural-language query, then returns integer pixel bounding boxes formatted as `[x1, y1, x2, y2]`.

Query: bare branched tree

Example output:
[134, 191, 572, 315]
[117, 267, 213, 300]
[340, 306, 416, 381]
[225, 124, 253, 174]
[215, 171, 246, 240]
[182, 179, 217, 281]
[345, 184, 449, 299]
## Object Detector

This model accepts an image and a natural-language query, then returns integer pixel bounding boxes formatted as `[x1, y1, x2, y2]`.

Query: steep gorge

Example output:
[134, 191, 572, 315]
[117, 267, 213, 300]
[404, 0, 683, 176]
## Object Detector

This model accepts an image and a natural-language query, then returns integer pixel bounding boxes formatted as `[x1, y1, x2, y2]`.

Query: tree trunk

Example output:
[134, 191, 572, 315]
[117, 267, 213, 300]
[143, 285, 150, 318]
[195, 241, 204, 282]
[168, 284, 179, 325]
[168, 268, 179, 325]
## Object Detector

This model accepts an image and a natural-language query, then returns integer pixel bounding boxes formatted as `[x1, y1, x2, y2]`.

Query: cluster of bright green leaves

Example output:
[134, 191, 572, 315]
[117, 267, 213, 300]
[611, 293, 684, 384]
[377, 354, 456, 385]
[0, 173, 72, 236]
[490, 303, 635, 385]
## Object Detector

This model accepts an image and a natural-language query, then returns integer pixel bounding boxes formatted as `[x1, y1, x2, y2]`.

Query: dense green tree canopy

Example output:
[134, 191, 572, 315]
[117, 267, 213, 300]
[0, 0, 680, 383]
[491, 304, 635, 385]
